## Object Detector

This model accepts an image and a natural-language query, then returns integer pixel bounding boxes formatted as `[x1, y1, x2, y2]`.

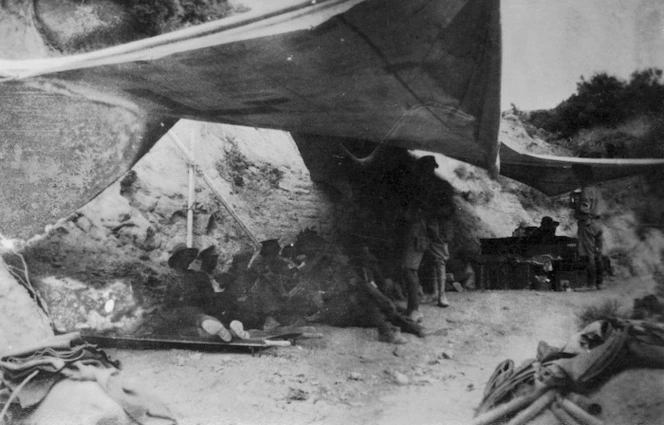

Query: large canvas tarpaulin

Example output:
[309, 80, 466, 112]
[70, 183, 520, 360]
[500, 140, 664, 196]
[0, 0, 501, 238]
[1, 0, 662, 237]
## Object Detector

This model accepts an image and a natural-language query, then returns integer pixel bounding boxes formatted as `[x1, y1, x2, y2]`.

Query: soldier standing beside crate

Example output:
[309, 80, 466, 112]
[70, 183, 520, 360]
[573, 166, 605, 290]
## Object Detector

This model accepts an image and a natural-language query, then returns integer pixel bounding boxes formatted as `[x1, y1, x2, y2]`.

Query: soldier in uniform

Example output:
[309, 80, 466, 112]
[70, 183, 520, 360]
[574, 166, 605, 290]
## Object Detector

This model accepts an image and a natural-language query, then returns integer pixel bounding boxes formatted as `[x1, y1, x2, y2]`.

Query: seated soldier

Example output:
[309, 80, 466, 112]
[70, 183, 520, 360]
[355, 247, 425, 344]
[356, 267, 425, 344]
[164, 243, 250, 342]
[529, 216, 560, 243]
[359, 245, 404, 300]
[311, 246, 424, 345]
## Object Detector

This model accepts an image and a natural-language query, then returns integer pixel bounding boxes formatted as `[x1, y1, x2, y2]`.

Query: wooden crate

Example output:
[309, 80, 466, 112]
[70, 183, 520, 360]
[478, 260, 538, 290]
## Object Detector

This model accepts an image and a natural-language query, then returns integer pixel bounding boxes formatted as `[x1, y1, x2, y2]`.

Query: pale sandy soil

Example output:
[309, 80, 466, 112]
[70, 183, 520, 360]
[106, 275, 654, 425]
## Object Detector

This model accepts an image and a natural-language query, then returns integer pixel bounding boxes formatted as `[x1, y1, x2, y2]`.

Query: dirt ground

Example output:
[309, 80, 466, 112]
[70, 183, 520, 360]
[103, 274, 655, 425]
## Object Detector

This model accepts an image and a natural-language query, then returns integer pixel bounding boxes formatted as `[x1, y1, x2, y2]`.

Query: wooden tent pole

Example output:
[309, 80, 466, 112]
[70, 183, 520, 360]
[169, 131, 262, 265]
[186, 129, 196, 248]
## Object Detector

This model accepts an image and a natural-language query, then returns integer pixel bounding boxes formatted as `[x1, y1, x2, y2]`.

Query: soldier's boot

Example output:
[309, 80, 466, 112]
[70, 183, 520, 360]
[230, 320, 251, 340]
[391, 327, 407, 344]
[379, 325, 407, 345]
[437, 280, 450, 308]
[199, 315, 232, 342]
[409, 309, 424, 323]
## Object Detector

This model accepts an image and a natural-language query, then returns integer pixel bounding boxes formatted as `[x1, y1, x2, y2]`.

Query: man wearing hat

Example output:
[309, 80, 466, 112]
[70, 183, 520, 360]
[167, 243, 250, 341]
[413, 155, 457, 308]
[532, 216, 559, 243]
[573, 166, 605, 290]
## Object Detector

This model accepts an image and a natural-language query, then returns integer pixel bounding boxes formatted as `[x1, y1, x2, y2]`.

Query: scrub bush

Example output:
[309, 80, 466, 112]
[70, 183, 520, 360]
[529, 69, 664, 139]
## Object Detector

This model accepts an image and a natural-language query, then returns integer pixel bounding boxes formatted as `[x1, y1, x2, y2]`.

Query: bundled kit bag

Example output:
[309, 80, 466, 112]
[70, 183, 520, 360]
[0, 333, 177, 425]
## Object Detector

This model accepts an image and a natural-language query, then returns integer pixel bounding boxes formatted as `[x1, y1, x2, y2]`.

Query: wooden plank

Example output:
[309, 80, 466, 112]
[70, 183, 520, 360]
[81, 334, 273, 352]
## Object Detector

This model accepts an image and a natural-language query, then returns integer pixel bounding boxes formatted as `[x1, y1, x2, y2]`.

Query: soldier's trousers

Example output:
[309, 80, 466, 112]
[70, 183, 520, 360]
[581, 255, 604, 288]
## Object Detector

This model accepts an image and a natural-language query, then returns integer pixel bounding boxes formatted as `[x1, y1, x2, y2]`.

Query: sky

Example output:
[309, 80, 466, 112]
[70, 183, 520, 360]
[501, 0, 664, 111]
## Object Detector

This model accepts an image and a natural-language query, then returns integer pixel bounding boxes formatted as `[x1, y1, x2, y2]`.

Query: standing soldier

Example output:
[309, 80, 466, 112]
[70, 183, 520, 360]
[401, 199, 428, 323]
[401, 156, 440, 323]
[574, 166, 605, 290]
[426, 201, 455, 307]
[401, 155, 455, 319]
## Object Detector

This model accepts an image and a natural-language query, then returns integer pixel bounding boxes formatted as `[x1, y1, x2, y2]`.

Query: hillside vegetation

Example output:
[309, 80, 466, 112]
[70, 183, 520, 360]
[516, 68, 664, 159]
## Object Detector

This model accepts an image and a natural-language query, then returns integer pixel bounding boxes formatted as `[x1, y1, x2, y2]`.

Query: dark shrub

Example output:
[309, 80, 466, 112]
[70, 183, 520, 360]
[526, 68, 664, 139]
